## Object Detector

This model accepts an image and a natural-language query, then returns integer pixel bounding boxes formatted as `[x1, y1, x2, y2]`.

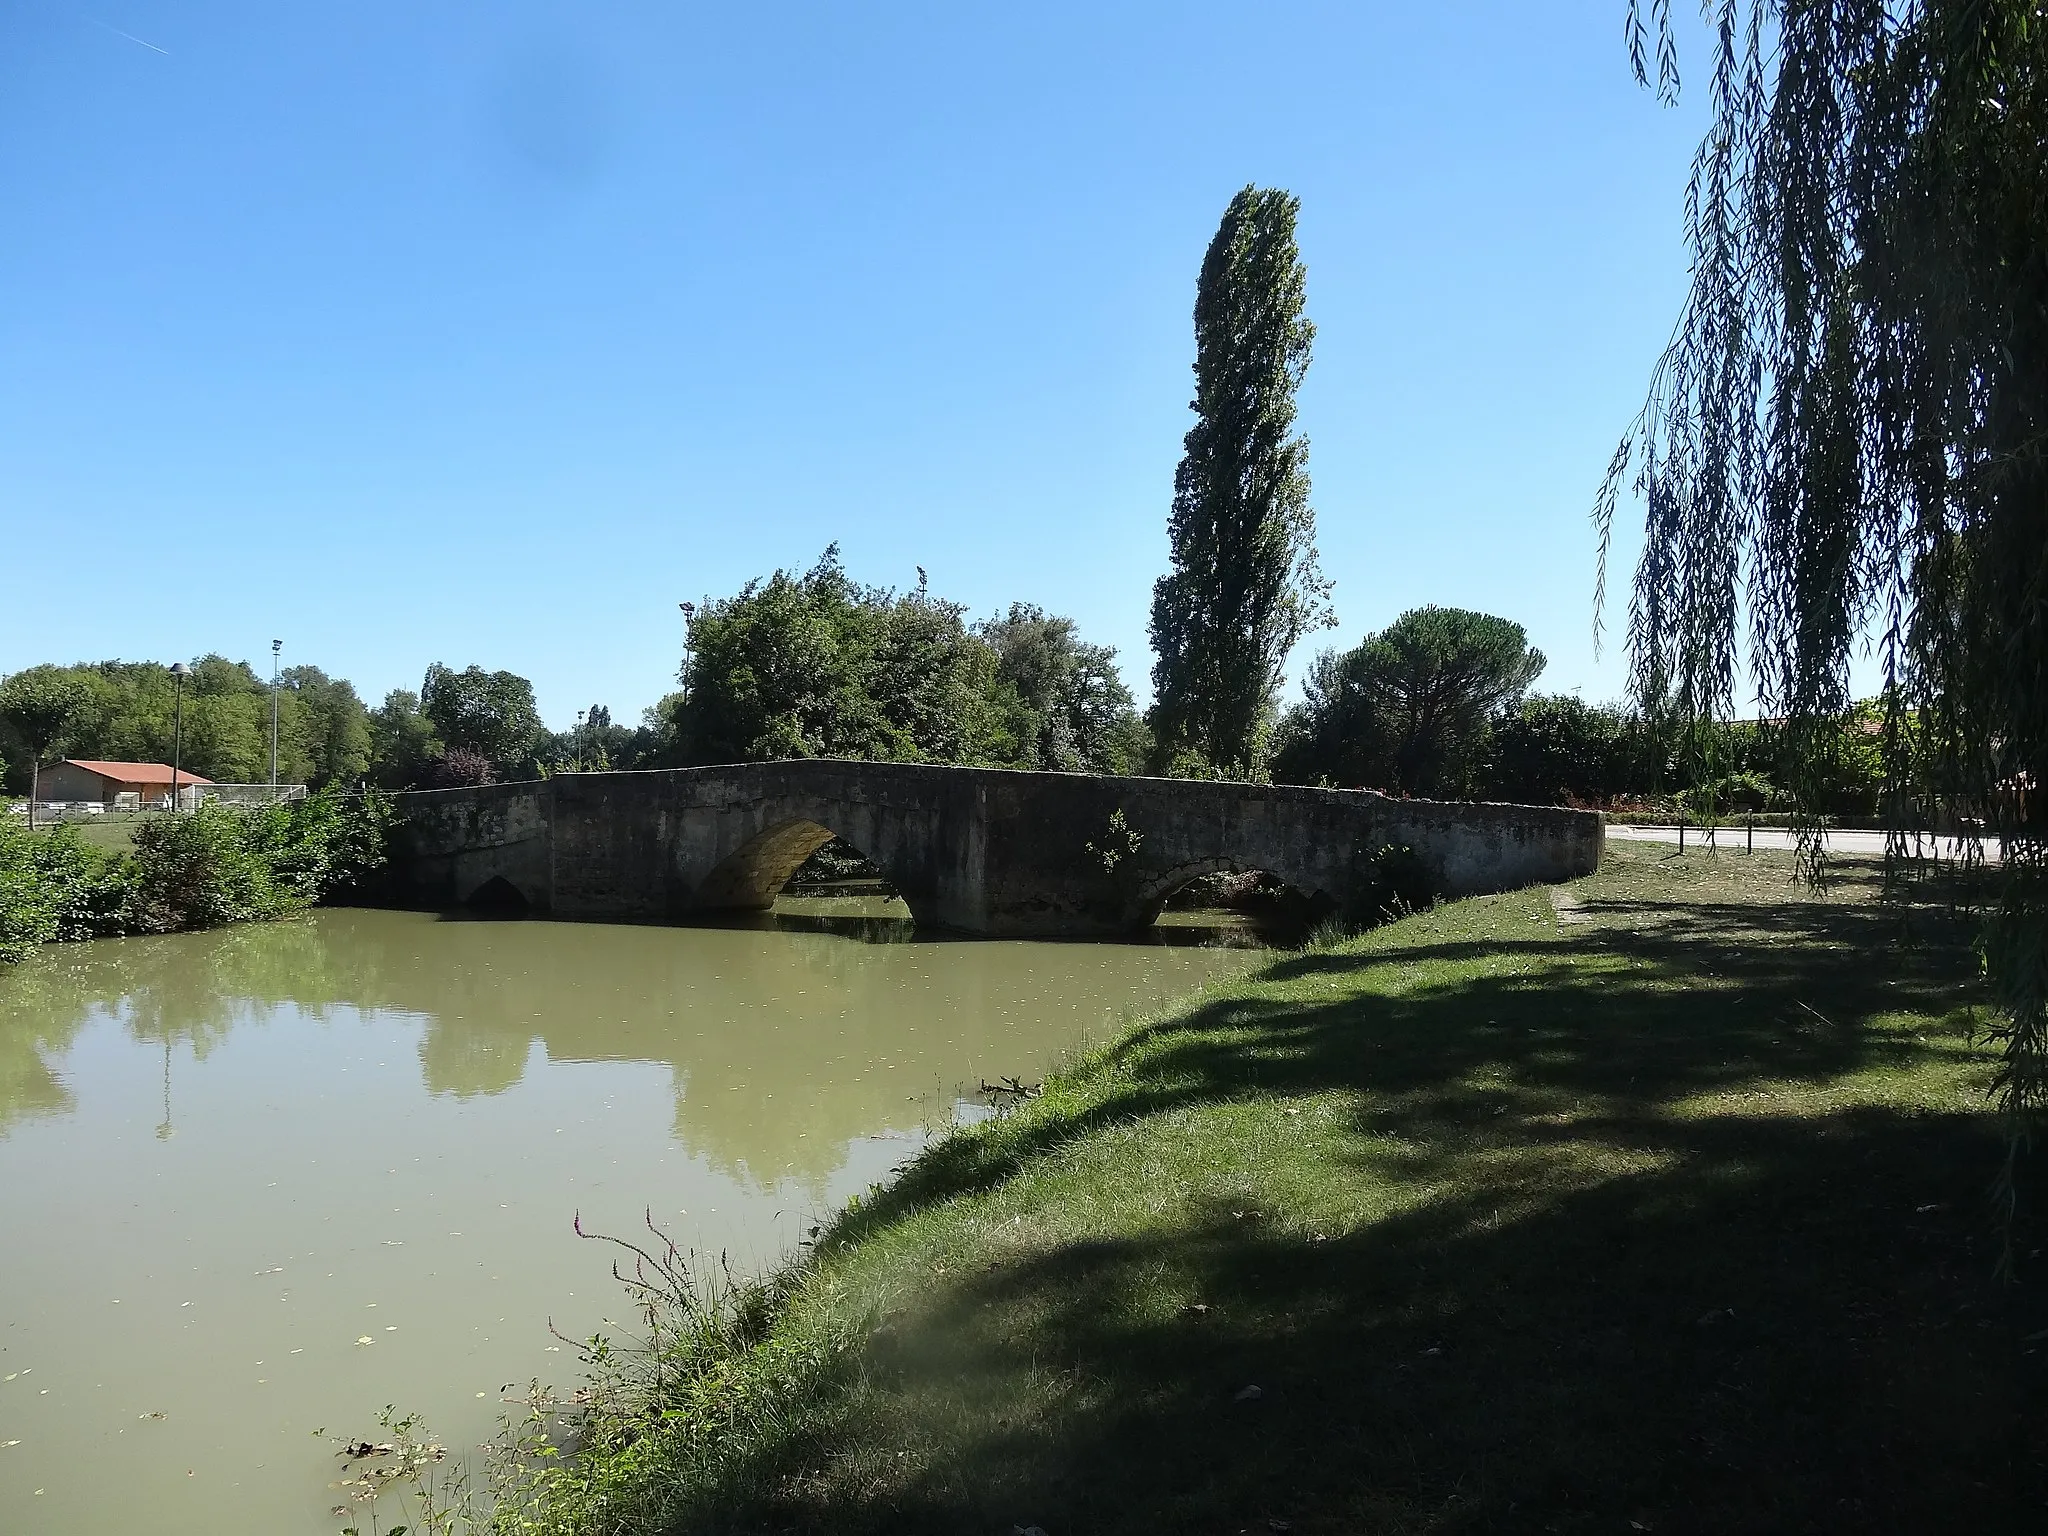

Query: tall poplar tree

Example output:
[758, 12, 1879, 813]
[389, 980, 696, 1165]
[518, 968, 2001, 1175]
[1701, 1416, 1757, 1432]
[1148, 186, 1332, 772]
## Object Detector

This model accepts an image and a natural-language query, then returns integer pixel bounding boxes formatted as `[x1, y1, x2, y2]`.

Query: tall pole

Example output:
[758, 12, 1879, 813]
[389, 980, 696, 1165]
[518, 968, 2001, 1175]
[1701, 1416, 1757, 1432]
[169, 662, 188, 812]
[270, 639, 282, 789]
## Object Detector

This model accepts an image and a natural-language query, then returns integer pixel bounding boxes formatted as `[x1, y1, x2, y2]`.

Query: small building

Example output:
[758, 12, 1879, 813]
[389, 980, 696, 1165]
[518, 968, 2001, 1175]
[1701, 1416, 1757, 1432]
[39, 760, 215, 808]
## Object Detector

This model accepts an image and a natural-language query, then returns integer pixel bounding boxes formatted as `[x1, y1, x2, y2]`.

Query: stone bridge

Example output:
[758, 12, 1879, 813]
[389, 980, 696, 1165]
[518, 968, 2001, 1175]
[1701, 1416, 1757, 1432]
[383, 761, 1602, 937]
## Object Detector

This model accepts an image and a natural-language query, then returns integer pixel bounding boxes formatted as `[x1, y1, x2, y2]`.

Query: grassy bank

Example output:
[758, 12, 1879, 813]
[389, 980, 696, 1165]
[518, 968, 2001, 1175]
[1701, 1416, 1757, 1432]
[393, 843, 2043, 1534]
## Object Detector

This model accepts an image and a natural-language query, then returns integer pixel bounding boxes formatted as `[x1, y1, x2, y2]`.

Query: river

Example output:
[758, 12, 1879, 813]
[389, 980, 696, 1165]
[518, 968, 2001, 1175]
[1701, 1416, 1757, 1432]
[0, 903, 1259, 1534]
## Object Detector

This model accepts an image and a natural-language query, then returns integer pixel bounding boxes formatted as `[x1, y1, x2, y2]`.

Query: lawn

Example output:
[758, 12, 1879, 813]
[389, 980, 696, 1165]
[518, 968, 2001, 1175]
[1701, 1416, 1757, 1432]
[443, 842, 2046, 1534]
[12, 815, 143, 854]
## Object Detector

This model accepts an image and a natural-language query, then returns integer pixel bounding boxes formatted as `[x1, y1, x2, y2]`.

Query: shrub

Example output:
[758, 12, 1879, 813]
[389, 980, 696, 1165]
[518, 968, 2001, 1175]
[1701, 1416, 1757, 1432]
[0, 787, 392, 962]
[124, 805, 294, 933]
[0, 822, 126, 961]
[426, 748, 496, 788]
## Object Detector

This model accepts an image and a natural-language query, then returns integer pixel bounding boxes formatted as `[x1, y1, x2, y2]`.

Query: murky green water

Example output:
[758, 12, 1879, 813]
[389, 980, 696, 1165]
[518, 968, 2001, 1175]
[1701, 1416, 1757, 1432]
[0, 907, 1258, 1534]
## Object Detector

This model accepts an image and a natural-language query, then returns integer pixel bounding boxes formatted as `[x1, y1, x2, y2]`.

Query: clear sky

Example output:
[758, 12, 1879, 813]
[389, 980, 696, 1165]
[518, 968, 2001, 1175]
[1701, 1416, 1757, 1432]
[1, 1, 1714, 729]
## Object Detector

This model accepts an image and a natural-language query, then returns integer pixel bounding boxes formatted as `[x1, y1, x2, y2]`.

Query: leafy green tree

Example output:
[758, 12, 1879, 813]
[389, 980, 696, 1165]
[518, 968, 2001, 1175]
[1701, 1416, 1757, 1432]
[1275, 608, 1544, 798]
[539, 704, 642, 774]
[1601, 2, 2048, 1141]
[279, 667, 372, 787]
[420, 664, 544, 771]
[1485, 695, 1649, 807]
[977, 603, 1142, 773]
[367, 689, 444, 789]
[1149, 185, 1332, 773]
[860, 570, 1004, 766]
[70, 663, 172, 768]
[180, 655, 269, 783]
[0, 669, 91, 820]
[677, 547, 1008, 767]
[626, 692, 689, 770]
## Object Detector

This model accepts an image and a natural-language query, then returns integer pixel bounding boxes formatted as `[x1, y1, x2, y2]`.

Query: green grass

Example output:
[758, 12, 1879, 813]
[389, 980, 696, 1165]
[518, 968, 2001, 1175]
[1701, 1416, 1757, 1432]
[464, 844, 2047, 1534]
[17, 816, 141, 853]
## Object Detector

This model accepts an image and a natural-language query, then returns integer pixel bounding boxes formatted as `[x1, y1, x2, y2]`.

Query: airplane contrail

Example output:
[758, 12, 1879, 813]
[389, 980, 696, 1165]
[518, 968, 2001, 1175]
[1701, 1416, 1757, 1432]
[90, 16, 169, 54]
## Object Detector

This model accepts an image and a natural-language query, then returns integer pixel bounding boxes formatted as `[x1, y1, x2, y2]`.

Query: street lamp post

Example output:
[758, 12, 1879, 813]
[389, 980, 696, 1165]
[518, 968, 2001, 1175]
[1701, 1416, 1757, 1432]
[168, 662, 189, 812]
[270, 639, 282, 790]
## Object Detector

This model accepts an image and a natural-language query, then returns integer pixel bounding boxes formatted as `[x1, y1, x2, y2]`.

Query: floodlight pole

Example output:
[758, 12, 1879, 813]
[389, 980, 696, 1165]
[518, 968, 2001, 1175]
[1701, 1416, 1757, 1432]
[169, 662, 189, 812]
[270, 639, 282, 789]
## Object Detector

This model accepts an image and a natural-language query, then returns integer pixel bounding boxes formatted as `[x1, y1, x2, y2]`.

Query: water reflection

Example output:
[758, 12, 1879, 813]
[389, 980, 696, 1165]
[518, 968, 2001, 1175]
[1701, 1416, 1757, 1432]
[0, 907, 1256, 1536]
[0, 907, 1257, 1185]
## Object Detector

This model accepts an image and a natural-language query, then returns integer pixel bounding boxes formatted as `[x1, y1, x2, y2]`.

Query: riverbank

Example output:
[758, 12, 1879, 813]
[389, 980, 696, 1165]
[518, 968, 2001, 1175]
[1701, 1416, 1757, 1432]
[397, 841, 2041, 1534]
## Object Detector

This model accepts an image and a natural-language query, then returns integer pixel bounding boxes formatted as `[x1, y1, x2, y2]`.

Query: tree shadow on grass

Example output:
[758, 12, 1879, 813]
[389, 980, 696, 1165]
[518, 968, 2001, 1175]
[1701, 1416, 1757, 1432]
[824, 1111, 2040, 1536]
[839, 880, 1980, 1248]
[686, 869, 2045, 1533]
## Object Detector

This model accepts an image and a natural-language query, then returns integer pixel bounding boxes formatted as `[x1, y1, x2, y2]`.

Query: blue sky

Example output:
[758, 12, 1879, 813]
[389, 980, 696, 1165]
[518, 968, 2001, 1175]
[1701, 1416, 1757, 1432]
[1, 1, 1712, 729]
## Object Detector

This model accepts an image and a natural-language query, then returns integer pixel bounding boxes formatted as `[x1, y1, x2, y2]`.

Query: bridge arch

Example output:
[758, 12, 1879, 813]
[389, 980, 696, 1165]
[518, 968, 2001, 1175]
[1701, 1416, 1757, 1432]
[1131, 855, 1335, 930]
[689, 817, 927, 924]
[463, 873, 533, 914]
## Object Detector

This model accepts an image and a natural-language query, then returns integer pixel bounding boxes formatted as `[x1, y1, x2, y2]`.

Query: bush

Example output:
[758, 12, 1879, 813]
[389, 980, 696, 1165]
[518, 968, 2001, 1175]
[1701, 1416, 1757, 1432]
[257, 784, 394, 902]
[1675, 769, 1785, 816]
[125, 805, 292, 932]
[0, 822, 127, 961]
[1485, 695, 1650, 805]
[0, 786, 391, 962]
[425, 747, 496, 788]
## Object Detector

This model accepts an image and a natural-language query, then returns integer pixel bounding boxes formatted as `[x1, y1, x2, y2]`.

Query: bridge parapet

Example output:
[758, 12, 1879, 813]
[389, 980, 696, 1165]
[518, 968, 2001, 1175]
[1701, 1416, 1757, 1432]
[385, 762, 1601, 936]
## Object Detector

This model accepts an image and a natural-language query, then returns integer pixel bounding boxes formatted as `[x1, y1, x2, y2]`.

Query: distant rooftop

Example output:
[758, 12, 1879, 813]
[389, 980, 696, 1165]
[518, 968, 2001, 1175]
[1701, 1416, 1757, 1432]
[60, 760, 216, 787]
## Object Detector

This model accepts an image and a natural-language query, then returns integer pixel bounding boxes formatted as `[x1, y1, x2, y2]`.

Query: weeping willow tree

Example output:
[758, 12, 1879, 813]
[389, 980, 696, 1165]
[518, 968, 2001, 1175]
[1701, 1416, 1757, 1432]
[1599, 2, 2048, 1184]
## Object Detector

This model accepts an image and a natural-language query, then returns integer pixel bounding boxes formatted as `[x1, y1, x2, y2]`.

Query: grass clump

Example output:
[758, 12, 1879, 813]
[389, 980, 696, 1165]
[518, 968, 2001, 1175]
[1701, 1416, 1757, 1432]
[372, 842, 2045, 1534]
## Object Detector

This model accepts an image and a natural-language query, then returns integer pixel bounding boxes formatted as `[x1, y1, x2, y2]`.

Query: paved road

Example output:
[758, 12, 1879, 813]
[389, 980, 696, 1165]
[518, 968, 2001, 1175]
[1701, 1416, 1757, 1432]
[1605, 821, 2001, 861]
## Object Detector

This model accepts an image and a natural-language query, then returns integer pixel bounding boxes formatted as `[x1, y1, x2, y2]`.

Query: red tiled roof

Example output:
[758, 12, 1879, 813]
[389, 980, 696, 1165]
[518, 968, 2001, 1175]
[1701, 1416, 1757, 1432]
[60, 760, 216, 787]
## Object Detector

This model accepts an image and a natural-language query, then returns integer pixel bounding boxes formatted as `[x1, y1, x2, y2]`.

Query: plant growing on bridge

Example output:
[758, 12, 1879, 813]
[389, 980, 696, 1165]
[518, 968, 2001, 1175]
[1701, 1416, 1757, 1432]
[1600, 1, 2048, 1185]
[1085, 807, 1144, 875]
[1149, 185, 1333, 774]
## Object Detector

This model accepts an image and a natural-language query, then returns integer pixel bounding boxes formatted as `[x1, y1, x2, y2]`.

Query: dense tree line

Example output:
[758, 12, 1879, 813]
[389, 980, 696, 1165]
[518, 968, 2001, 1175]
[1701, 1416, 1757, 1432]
[0, 657, 561, 795]
[0, 557, 1147, 794]
[2, 606, 1889, 812]
[1271, 605, 1885, 816]
[0, 658, 372, 793]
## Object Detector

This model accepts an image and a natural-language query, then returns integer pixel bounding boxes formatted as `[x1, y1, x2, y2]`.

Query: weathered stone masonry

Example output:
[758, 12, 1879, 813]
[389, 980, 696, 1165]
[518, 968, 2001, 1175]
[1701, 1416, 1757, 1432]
[384, 761, 1603, 937]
